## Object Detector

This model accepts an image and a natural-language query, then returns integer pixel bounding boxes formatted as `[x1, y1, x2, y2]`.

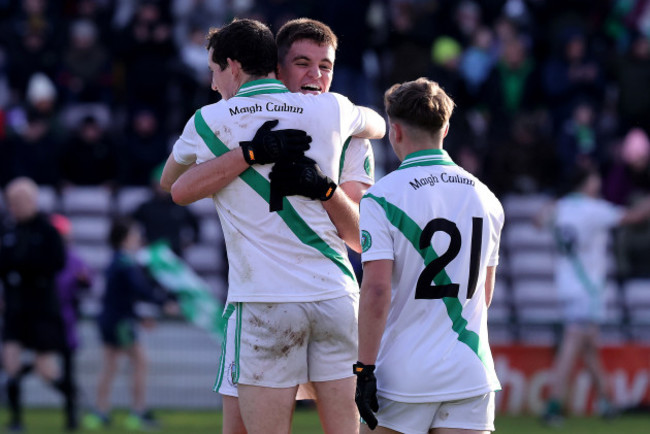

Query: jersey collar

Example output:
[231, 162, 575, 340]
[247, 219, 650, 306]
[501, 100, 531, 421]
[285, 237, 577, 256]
[234, 79, 290, 97]
[398, 149, 456, 170]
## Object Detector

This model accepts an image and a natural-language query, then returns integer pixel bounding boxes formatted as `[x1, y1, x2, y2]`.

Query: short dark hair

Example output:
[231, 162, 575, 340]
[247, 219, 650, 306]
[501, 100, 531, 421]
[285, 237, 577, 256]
[206, 19, 277, 77]
[384, 77, 455, 136]
[109, 216, 134, 250]
[276, 18, 338, 65]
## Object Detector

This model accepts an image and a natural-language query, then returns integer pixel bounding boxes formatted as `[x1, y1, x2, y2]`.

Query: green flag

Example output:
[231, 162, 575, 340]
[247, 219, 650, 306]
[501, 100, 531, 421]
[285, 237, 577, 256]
[137, 241, 225, 341]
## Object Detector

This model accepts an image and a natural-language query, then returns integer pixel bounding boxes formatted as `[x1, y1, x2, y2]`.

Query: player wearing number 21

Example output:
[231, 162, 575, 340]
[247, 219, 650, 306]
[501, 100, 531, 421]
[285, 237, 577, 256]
[354, 77, 504, 434]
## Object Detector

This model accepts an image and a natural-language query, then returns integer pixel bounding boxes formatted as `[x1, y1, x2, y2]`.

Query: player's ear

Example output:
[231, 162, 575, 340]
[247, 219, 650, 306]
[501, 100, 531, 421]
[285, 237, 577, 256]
[442, 122, 450, 138]
[226, 58, 241, 78]
[391, 122, 403, 143]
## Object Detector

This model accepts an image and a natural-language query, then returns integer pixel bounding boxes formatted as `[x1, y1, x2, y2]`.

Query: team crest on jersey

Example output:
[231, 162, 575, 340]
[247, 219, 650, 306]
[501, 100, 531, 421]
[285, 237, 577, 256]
[229, 362, 238, 385]
[361, 230, 372, 252]
[364, 156, 373, 178]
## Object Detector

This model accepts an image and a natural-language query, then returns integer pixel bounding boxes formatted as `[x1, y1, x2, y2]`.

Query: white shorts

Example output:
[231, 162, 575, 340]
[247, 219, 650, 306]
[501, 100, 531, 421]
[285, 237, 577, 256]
[214, 294, 358, 395]
[371, 392, 495, 433]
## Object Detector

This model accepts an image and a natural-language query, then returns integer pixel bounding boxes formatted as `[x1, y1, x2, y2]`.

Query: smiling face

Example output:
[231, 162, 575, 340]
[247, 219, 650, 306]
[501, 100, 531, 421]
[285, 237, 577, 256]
[277, 39, 335, 95]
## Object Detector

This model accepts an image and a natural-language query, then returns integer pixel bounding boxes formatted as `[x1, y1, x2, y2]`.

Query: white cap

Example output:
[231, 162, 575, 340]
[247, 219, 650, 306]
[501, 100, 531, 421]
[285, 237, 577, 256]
[26, 72, 56, 104]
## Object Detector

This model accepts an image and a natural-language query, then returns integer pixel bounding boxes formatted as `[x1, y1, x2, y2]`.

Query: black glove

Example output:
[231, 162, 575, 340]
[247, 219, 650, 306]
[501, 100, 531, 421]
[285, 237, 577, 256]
[240, 119, 311, 165]
[353, 361, 378, 430]
[269, 157, 337, 202]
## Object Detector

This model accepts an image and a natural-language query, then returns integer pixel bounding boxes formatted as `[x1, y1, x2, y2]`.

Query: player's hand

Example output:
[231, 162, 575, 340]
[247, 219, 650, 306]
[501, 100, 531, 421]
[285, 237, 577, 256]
[240, 119, 311, 165]
[270, 157, 337, 201]
[353, 361, 378, 430]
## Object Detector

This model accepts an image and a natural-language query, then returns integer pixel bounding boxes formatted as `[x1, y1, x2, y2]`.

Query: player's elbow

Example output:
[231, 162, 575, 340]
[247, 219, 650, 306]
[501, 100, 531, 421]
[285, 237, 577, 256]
[347, 239, 362, 254]
[160, 178, 172, 193]
[170, 182, 192, 206]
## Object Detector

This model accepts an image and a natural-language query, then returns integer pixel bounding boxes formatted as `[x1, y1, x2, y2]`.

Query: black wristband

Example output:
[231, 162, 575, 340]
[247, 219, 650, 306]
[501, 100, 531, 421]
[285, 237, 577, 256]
[319, 179, 337, 202]
[353, 361, 376, 378]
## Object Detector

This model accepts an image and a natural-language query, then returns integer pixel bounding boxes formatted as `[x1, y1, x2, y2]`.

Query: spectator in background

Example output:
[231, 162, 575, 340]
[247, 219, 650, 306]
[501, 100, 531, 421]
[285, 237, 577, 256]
[171, 0, 227, 49]
[0, 177, 72, 432]
[173, 24, 216, 123]
[59, 114, 118, 188]
[65, 0, 115, 45]
[448, 0, 483, 47]
[542, 29, 605, 132]
[58, 19, 113, 105]
[427, 35, 475, 157]
[556, 100, 604, 190]
[313, 0, 375, 106]
[484, 35, 541, 138]
[487, 112, 559, 196]
[604, 128, 650, 278]
[6, 73, 63, 186]
[132, 164, 200, 258]
[51, 213, 94, 431]
[115, 0, 176, 120]
[385, 0, 439, 86]
[605, 128, 650, 205]
[119, 107, 169, 186]
[460, 26, 497, 103]
[428, 36, 467, 107]
[542, 165, 650, 426]
[83, 217, 175, 431]
[3, 7, 61, 101]
[615, 32, 650, 134]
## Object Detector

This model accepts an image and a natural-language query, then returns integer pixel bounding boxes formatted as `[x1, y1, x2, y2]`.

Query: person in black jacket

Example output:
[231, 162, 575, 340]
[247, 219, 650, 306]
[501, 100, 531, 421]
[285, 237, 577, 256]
[0, 177, 74, 431]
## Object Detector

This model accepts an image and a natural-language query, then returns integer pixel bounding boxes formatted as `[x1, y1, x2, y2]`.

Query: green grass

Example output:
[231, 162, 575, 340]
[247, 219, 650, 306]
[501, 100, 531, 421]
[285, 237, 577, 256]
[4, 408, 649, 433]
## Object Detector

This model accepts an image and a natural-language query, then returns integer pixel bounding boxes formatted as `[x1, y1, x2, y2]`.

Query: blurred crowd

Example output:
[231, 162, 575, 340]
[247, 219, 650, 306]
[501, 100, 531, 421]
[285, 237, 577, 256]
[0, 0, 648, 200]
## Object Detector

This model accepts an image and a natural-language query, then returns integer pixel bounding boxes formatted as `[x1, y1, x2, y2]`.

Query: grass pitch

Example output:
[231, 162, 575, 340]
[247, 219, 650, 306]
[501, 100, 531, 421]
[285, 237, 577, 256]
[5, 408, 649, 433]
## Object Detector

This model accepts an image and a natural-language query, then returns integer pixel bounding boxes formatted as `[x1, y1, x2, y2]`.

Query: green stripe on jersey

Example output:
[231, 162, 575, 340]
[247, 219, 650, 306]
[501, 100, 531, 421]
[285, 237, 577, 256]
[338, 136, 352, 184]
[193, 109, 356, 282]
[398, 149, 456, 170]
[234, 79, 289, 97]
[363, 193, 494, 370]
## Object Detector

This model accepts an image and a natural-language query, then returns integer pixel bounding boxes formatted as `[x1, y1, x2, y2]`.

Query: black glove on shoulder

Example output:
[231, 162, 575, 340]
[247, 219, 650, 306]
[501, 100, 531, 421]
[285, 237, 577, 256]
[353, 361, 378, 430]
[240, 119, 311, 165]
[269, 157, 337, 202]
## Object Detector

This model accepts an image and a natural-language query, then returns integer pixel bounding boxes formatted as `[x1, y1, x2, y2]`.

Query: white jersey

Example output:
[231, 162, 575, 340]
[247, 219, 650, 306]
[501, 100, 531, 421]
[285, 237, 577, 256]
[172, 79, 367, 303]
[339, 137, 374, 187]
[553, 193, 624, 322]
[359, 149, 503, 402]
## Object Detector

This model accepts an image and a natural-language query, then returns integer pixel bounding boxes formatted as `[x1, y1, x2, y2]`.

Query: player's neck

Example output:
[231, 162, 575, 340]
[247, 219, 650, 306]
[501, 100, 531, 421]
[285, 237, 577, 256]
[241, 72, 277, 86]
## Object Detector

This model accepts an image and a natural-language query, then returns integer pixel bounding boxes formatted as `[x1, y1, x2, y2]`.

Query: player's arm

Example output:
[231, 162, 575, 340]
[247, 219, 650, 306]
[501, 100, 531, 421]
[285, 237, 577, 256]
[322, 189, 362, 252]
[358, 259, 393, 365]
[620, 195, 650, 225]
[355, 106, 386, 140]
[341, 181, 371, 204]
[340, 137, 375, 203]
[168, 120, 311, 206]
[485, 265, 497, 308]
[170, 148, 249, 205]
[160, 153, 193, 192]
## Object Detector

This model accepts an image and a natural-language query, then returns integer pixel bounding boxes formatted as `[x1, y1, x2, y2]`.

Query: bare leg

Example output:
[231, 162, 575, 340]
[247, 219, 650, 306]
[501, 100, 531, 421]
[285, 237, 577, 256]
[549, 325, 584, 402]
[127, 343, 148, 413]
[222, 395, 247, 434]
[3, 342, 24, 426]
[238, 384, 298, 434]
[2, 342, 22, 377]
[96, 346, 121, 413]
[313, 377, 359, 434]
[34, 352, 60, 381]
[581, 325, 613, 410]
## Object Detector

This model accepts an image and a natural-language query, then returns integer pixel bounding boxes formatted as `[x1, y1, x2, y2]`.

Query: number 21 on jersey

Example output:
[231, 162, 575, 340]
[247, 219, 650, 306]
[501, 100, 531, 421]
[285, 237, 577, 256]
[415, 217, 483, 301]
